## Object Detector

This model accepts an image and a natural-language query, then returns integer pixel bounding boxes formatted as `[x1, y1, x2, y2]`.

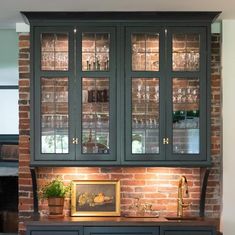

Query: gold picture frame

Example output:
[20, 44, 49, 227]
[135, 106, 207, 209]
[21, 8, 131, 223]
[71, 180, 120, 216]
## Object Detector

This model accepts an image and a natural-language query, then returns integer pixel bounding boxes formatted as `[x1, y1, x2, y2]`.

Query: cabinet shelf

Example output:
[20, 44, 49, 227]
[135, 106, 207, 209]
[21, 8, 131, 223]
[82, 113, 109, 117]
[82, 128, 109, 132]
[132, 127, 159, 130]
[173, 50, 200, 53]
[41, 130, 68, 135]
[132, 99, 159, 103]
[173, 127, 199, 130]
[132, 112, 159, 116]
[82, 102, 109, 105]
[41, 100, 68, 103]
[82, 51, 109, 53]
[173, 102, 199, 105]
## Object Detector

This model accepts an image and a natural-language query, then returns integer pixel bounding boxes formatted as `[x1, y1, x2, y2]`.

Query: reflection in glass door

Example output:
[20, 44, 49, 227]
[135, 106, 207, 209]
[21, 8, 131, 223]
[172, 78, 200, 154]
[131, 33, 159, 71]
[41, 33, 69, 71]
[82, 33, 110, 71]
[36, 28, 75, 160]
[79, 28, 116, 161]
[172, 33, 200, 71]
[82, 78, 110, 154]
[132, 78, 159, 154]
[41, 77, 69, 153]
[126, 28, 163, 161]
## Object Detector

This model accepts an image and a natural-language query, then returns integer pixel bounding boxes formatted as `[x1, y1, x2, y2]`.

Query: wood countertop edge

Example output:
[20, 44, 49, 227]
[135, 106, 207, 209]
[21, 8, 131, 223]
[25, 216, 219, 228]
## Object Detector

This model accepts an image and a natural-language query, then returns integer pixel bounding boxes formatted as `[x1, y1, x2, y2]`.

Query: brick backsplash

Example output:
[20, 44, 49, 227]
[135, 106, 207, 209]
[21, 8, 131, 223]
[18, 33, 221, 235]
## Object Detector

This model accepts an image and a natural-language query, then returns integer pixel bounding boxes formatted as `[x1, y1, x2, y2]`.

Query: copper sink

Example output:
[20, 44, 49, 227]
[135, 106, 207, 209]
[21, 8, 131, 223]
[165, 216, 202, 221]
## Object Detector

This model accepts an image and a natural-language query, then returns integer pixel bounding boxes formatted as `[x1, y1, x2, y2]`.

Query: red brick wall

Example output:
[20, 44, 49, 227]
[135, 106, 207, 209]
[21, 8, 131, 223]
[18, 33, 221, 235]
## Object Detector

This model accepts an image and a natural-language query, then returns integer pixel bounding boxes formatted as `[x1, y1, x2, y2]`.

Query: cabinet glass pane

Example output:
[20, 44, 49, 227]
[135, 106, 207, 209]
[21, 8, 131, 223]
[82, 78, 109, 154]
[132, 78, 159, 154]
[172, 33, 200, 71]
[132, 33, 159, 71]
[172, 78, 200, 154]
[82, 33, 110, 71]
[41, 33, 69, 71]
[41, 77, 69, 153]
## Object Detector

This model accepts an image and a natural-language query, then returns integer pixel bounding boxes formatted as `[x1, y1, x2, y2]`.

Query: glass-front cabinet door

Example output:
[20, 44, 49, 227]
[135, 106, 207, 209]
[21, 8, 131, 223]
[125, 28, 165, 162]
[166, 27, 207, 161]
[34, 27, 117, 163]
[76, 28, 117, 162]
[34, 27, 76, 161]
[125, 27, 207, 163]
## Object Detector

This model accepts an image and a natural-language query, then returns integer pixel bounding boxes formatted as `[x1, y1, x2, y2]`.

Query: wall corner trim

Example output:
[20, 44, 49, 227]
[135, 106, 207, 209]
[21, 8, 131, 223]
[212, 22, 221, 34]
[16, 23, 29, 33]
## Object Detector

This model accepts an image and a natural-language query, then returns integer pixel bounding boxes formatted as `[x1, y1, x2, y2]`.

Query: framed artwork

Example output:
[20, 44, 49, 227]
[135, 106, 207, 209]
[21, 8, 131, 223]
[71, 180, 120, 216]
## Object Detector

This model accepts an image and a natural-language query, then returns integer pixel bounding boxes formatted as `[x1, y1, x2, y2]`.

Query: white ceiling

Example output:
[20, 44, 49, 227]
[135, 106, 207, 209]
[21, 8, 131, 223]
[1, 0, 234, 28]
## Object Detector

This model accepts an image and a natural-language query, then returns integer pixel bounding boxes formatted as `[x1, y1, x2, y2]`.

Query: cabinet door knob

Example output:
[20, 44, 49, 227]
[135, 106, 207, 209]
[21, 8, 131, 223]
[165, 138, 169, 145]
[72, 138, 79, 144]
[163, 138, 169, 145]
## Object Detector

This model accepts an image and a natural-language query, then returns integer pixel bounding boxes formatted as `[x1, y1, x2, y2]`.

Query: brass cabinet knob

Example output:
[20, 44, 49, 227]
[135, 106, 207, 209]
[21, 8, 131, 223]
[72, 138, 79, 144]
[163, 138, 169, 145]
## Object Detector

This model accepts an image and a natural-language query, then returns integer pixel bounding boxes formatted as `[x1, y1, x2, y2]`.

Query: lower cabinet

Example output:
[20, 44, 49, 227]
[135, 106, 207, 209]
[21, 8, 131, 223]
[27, 225, 216, 235]
[84, 226, 159, 235]
[26, 226, 83, 235]
[160, 226, 216, 235]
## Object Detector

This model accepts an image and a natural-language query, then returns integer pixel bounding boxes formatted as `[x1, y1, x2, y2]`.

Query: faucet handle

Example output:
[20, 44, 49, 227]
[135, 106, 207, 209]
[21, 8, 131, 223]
[181, 202, 192, 208]
[183, 187, 189, 198]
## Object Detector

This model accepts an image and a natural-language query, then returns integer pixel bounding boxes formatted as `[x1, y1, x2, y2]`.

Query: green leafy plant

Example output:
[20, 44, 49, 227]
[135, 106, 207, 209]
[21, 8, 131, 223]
[39, 177, 71, 199]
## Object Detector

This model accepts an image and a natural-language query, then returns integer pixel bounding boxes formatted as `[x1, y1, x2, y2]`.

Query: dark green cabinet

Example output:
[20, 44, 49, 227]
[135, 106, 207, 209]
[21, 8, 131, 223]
[26, 224, 216, 235]
[31, 232, 79, 235]
[160, 226, 216, 235]
[84, 226, 159, 235]
[25, 12, 219, 166]
[32, 26, 118, 165]
[124, 27, 208, 165]
[26, 225, 82, 235]
[163, 232, 212, 235]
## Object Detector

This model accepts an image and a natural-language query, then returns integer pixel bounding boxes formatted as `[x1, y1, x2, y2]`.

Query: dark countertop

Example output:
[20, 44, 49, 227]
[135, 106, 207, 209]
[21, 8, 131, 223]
[26, 216, 219, 229]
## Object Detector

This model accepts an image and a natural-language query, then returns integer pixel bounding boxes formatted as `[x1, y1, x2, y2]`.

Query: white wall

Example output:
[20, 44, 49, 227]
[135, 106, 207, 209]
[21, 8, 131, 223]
[0, 29, 18, 85]
[0, 89, 19, 134]
[0, 29, 19, 134]
[222, 20, 235, 234]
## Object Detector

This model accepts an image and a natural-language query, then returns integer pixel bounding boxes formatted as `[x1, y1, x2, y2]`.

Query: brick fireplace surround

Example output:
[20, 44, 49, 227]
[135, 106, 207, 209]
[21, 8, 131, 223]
[18, 33, 221, 235]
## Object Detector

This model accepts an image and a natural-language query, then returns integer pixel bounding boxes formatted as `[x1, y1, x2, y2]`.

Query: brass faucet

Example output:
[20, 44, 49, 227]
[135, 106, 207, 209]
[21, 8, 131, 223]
[177, 175, 190, 217]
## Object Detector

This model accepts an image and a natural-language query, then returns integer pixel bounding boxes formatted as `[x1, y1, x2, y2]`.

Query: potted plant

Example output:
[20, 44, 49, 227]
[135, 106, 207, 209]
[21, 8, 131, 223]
[39, 177, 70, 218]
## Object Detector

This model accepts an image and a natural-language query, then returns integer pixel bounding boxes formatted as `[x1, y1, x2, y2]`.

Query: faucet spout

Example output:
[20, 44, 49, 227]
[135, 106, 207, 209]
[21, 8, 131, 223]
[177, 175, 190, 217]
